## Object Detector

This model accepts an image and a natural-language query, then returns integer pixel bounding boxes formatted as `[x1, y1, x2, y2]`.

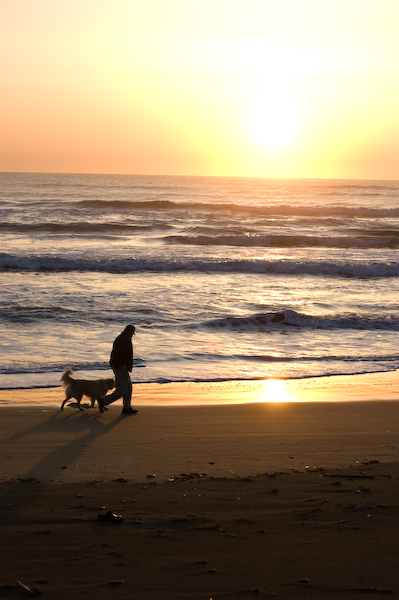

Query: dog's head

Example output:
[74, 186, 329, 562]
[106, 378, 115, 390]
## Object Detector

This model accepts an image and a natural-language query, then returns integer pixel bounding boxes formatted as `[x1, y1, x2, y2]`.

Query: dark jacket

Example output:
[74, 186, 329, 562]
[109, 331, 133, 372]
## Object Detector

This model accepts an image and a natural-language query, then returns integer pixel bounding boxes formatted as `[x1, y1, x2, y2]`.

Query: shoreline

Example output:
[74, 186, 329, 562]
[0, 370, 399, 485]
[0, 370, 398, 407]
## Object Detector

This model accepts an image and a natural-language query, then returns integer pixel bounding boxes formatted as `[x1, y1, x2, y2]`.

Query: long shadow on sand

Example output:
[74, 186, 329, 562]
[0, 407, 124, 521]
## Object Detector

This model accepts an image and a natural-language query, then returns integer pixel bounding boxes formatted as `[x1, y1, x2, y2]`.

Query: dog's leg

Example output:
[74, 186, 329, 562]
[96, 397, 109, 411]
[61, 394, 72, 411]
[76, 392, 84, 411]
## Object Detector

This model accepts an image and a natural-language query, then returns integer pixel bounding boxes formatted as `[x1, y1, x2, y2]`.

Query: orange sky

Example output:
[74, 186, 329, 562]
[1, 0, 399, 179]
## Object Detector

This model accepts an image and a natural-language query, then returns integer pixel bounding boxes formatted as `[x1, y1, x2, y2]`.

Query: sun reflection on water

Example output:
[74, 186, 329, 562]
[262, 379, 293, 403]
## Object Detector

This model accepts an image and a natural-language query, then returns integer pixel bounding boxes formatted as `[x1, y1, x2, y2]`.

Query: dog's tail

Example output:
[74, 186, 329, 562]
[61, 367, 74, 386]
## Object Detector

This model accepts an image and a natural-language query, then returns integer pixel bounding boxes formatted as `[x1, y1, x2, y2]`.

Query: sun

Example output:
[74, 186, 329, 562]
[251, 92, 298, 149]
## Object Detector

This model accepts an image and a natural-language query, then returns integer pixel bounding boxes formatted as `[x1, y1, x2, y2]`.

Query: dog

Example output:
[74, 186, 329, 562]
[60, 367, 115, 411]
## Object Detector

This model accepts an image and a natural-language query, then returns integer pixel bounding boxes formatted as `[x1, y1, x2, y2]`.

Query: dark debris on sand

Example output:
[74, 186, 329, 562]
[0, 462, 399, 599]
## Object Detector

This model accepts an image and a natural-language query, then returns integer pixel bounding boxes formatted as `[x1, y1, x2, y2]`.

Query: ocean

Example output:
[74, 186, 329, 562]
[1, 172, 399, 391]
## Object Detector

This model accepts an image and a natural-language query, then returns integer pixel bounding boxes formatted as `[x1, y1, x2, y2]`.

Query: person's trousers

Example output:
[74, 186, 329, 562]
[102, 369, 132, 407]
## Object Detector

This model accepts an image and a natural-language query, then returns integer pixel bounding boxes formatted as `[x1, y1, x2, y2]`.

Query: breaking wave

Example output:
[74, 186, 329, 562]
[1, 252, 398, 278]
[78, 198, 399, 218]
[203, 310, 399, 332]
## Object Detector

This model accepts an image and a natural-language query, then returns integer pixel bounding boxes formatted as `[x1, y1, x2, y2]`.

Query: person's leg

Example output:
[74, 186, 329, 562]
[121, 375, 138, 414]
[122, 376, 132, 408]
[101, 369, 129, 406]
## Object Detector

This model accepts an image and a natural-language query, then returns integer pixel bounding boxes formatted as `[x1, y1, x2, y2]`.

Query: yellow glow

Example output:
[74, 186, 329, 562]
[1, 1, 399, 178]
[262, 379, 292, 403]
[251, 91, 298, 149]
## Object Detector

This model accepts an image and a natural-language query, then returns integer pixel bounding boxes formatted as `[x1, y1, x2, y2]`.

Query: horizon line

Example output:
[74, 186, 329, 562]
[1, 171, 398, 184]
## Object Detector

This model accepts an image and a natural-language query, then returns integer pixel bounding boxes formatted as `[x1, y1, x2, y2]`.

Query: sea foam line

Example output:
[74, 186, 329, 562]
[1, 367, 398, 391]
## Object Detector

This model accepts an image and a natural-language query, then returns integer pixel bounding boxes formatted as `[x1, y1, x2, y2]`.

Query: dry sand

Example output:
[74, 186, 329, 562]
[1, 373, 399, 599]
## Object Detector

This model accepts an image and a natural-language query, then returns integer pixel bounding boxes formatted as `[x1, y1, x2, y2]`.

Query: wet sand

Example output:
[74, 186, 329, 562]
[1, 374, 399, 598]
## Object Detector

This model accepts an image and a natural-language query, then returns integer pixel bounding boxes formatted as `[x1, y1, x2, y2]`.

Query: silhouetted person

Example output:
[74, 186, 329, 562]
[98, 324, 137, 414]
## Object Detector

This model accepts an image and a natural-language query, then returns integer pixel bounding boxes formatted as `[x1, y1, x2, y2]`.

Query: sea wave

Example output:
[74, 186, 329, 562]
[5, 223, 399, 249]
[203, 310, 399, 332]
[0, 358, 146, 376]
[1, 253, 398, 278]
[3, 223, 399, 249]
[77, 199, 399, 218]
[2, 304, 399, 332]
[0, 222, 172, 235]
[166, 233, 399, 249]
[0, 305, 82, 323]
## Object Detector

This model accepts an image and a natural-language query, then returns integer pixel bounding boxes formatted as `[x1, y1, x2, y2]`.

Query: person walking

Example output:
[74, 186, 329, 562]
[98, 324, 138, 414]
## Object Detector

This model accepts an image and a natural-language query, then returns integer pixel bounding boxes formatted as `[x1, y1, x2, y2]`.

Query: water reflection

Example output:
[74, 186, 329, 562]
[262, 379, 293, 403]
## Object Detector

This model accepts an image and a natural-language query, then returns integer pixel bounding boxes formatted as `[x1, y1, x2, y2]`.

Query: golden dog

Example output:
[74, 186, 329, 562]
[60, 367, 114, 411]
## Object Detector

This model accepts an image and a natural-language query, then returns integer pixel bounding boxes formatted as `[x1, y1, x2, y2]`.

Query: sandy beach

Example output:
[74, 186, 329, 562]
[1, 373, 399, 598]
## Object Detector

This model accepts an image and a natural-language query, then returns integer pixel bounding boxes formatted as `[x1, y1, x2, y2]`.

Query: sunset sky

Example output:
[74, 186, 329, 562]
[1, 0, 399, 179]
